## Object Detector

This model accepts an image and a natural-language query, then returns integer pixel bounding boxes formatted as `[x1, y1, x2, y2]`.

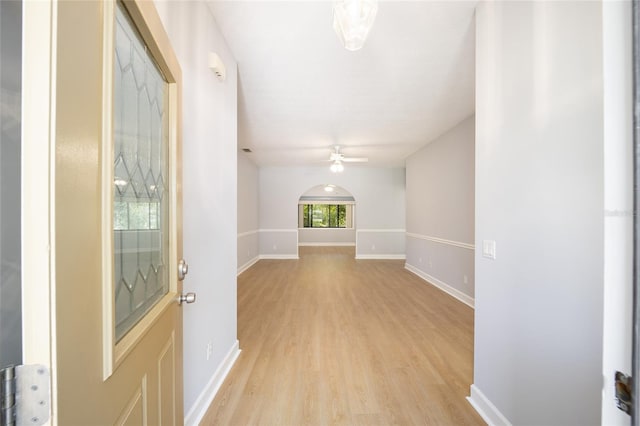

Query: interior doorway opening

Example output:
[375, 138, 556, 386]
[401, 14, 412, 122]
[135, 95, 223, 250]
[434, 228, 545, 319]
[297, 184, 356, 248]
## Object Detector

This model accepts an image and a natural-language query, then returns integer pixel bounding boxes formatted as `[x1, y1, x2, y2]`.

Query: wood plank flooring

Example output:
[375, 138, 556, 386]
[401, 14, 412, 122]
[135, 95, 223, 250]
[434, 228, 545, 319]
[200, 246, 485, 425]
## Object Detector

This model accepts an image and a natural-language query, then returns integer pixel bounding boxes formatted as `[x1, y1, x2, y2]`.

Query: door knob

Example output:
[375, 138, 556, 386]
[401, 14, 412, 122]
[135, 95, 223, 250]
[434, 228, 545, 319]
[178, 259, 189, 281]
[178, 292, 196, 305]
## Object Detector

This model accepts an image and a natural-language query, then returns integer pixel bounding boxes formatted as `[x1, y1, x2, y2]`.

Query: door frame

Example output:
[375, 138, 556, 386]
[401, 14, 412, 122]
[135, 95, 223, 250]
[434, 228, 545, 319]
[633, 0, 640, 423]
[21, 0, 56, 415]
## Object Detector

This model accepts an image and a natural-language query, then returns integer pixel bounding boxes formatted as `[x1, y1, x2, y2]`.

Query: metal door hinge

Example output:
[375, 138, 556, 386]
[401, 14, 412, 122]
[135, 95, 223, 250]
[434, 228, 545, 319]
[615, 371, 632, 415]
[0, 365, 50, 426]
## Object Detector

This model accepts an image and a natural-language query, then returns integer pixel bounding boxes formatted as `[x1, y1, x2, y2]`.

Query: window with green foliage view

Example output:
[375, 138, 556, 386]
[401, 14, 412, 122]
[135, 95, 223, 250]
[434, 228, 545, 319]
[301, 204, 348, 228]
[114, 201, 160, 231]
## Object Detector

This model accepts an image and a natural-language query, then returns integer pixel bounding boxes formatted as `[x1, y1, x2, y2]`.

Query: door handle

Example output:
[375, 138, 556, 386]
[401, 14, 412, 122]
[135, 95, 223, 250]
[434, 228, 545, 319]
[178, 292, 196, 305]
[178, 259, 188, 281]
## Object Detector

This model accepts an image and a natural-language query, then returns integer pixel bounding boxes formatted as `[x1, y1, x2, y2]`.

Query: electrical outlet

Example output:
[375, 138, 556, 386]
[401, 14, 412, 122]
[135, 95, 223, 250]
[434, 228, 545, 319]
[419, 257, 423, 264]
[273, 244, 277, 251]
[463, 275, 468, 284]
[206, 341, 213, 360]
[371, 244, 376, 251]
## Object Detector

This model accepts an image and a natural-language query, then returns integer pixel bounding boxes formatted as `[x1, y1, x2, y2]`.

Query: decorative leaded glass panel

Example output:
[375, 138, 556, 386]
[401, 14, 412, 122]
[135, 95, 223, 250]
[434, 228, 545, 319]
[114, 2, 168, 342]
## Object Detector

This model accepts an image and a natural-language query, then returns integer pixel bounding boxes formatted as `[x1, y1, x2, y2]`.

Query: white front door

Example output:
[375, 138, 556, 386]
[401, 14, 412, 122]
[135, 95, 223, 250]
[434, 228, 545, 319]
[19, 1, 187, 424]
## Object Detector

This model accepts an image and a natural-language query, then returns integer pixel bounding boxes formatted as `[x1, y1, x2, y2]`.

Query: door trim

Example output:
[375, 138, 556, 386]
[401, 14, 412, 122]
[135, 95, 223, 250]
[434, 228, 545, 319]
[22, 0, 57, 420]
[100, 0, 116, 379]
[632, 0, 640, 423]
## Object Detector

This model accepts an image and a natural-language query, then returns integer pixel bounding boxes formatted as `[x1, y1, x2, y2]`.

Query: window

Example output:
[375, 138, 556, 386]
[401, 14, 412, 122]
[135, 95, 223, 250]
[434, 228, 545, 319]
[300, 204, 352, 228]
[114, 201, 160, 230]
[113, 1, 169, 342]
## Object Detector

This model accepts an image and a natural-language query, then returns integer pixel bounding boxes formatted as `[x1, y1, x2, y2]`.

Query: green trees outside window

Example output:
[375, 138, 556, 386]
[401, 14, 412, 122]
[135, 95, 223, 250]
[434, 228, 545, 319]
[114, 201, 160, 230]
[301, 204, 347, 228]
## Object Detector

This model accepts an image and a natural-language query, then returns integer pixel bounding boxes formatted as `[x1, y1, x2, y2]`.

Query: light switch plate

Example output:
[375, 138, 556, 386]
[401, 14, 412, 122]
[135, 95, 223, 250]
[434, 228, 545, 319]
[482, 240, 496, 260]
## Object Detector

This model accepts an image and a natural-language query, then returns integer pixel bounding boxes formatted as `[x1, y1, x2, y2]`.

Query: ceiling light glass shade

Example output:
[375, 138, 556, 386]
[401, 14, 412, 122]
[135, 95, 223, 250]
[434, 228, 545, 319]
[330, 160, 344, 173]
[333, 0, 378, 51]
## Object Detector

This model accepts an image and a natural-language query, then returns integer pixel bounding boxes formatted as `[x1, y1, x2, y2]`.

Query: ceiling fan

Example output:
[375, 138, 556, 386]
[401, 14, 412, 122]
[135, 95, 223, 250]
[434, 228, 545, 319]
[328, 146, 368, 163]
[327, 146, 368, 173]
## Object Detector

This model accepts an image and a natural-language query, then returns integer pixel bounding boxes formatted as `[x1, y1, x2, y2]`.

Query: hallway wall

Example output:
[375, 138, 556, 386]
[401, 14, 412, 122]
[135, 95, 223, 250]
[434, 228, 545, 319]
[405, 115, 475, 306]
[472, 1, 604, 424]
[238, 152, 259, 274]
[155, 2, 239, 424]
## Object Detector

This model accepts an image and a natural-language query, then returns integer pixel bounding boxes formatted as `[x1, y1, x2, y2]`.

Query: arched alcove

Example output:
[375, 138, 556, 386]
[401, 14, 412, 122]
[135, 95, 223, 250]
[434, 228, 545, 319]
[297, 184, 356, 247]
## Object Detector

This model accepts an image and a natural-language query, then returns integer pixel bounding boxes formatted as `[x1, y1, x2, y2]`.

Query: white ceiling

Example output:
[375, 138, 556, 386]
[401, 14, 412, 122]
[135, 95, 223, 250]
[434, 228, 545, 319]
[207, 1, 477, 167]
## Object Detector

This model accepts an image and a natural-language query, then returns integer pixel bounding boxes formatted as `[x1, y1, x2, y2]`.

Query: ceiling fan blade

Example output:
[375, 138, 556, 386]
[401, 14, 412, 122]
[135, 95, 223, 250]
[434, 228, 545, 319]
[342, 157, 368, 163]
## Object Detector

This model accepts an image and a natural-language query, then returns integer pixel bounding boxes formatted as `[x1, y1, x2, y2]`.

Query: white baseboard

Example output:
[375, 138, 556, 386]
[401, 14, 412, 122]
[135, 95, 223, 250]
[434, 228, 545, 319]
[404, 263, 474, 308]
[184, 340, 241, 426]
[467, 384, 512, 426]
[259, 254, 299, 260]
[298, 242, 356, 247]
[355, 254, 406, 260]
[237, 256, 259, 276]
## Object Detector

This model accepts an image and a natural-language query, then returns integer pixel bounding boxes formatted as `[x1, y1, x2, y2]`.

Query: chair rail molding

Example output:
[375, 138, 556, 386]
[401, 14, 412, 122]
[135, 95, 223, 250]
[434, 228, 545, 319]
[406, 232, 474, 250]
[237, 229, 258, 238]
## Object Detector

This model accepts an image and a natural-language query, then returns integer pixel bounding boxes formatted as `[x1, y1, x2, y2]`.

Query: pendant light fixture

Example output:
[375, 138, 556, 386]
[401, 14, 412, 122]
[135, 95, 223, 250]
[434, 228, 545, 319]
[333, 0, 378, 51]
[330, 160, 345, 173]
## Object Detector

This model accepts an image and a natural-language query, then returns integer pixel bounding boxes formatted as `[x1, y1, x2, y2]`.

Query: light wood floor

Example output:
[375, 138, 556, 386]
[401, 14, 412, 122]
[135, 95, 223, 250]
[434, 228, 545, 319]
[201, 246, 485, 425]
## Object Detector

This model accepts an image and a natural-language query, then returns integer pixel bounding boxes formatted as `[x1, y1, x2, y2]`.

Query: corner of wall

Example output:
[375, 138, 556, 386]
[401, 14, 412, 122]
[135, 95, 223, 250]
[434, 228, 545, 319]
[404, 263, 474, 308]
[467, 385, 512, 426]
[184, 340, 241, 426]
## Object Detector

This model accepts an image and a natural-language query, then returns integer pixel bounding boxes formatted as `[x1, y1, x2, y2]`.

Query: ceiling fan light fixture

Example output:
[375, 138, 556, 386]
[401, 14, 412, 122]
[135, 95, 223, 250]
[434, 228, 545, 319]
[333, 0, 378, 51]
[330, 160, 344, 173]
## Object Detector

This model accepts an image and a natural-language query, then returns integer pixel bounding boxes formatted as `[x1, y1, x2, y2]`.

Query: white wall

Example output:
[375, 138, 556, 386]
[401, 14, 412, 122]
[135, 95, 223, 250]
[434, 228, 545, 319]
[298, 228, 356, 246]
[155, 3, 239, 424]
[602, 1, 633, 423]
[471, 2, 604, 425]
[238, 152, 259, 274]
[405, 115, 475, 306]
[259, 167, 405, 259]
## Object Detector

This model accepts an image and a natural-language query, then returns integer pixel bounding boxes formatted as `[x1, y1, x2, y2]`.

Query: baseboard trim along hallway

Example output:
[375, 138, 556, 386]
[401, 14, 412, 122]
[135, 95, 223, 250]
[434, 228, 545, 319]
[184, 340, 241, 426]
[355, 254, 406, 260]
[258, 254, 299, 260]
[405, 263, 475, 308]
[467, 384, 512, 426]
[237, 256, 259, 276]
